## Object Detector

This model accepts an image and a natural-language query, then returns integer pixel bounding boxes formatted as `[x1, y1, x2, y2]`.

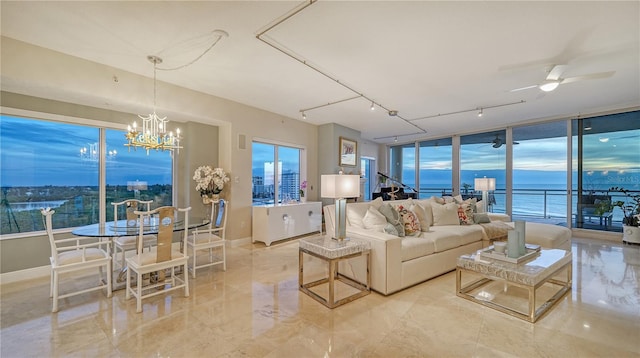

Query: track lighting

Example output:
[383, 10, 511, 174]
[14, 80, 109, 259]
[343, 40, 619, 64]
[478, 108, 483, 117]
[302, 111, 306, 120]
[370, 101, 375, 111]
[394, 136, 398, 142]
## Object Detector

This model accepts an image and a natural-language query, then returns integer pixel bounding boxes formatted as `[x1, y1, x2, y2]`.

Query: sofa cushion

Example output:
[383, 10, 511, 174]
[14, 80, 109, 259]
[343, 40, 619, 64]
[432, 202, 460, 226]
[473, 212, 491, 224]
[426, 225, 483, 252]
[362, 206, 388, 231]
[346, 203, 370, 228]
[410, 203, 431, 231]
[457, 202, 475, 225]
[378, 203, 405, 237]
[393, 204, 421, 236]
[401, 236, 436, 261]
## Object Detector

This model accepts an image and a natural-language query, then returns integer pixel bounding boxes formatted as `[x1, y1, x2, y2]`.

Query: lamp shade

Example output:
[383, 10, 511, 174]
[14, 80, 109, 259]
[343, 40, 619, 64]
[321, 174, 360, 199]
[474, 177, 495, 191]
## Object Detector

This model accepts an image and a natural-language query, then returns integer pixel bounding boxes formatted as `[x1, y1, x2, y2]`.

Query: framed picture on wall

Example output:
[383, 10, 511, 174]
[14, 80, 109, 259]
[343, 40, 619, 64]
[339, 137, 357, 167]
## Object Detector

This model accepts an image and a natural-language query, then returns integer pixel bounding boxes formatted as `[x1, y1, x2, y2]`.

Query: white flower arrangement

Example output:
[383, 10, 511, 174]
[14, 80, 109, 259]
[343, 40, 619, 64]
[193, 166, 230, 197]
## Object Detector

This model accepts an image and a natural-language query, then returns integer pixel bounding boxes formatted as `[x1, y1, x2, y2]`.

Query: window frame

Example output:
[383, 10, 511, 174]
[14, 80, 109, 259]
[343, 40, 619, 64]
[251, 138, 306, 205]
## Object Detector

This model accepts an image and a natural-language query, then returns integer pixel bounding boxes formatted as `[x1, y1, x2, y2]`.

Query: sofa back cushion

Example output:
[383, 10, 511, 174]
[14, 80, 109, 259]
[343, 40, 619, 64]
[432, 202, 460, 226]
[362, 206, 388, 231]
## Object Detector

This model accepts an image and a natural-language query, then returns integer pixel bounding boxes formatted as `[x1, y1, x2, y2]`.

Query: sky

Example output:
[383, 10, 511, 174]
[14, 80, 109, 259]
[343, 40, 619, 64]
[1, 115, 173, 187]
[2, 114, 639, 189]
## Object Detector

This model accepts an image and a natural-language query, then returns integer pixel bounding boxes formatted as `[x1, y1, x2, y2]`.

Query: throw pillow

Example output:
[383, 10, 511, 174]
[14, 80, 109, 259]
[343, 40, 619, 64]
[362, 206, 388, 231]
[378, 203, 405, 237]
[393, 204, 421, 236]
[410, 203, 431, 232]
[383, 223, 399, 236]
[431, 202, 460, 226]
[457, 203, 475, 225]
[473, 213, 491, 224]
[370, 196, 384, 210]
[476, 200, 485, 213]
[346, 204, 369, 228]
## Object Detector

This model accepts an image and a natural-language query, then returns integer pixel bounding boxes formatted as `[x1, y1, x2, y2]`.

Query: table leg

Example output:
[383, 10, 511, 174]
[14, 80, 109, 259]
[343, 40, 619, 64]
[329, 259, 336, 307]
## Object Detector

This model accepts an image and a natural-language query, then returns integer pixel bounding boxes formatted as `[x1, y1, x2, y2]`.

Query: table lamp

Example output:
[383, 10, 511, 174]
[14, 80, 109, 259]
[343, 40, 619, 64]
[474, 177, 495, 212]
[321, 173, 360, 241]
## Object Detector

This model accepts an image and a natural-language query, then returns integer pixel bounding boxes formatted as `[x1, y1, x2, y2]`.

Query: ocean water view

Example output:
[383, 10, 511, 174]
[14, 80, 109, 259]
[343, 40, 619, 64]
[410, 179, 640, 229]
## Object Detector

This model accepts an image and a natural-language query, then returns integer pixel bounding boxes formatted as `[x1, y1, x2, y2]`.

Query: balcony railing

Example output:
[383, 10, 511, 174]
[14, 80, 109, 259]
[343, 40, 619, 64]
[417, 187, 638, 232]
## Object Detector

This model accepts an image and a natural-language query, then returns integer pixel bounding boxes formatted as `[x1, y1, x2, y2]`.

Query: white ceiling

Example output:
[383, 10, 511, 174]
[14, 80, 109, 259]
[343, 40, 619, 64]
[2, 1, 639, 144]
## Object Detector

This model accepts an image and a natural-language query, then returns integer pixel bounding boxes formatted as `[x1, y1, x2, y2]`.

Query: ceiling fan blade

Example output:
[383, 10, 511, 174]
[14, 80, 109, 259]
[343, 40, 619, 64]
[546, 64, 568, 81]
[560, 71, 615, 85]
[509, 84, 538, 92]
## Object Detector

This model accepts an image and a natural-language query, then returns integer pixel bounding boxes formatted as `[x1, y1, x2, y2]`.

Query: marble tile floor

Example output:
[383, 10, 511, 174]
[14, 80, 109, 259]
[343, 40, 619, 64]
[1, 236, 639, 357]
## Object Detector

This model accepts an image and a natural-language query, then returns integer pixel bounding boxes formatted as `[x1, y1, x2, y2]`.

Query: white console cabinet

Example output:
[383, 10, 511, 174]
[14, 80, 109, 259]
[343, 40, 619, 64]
[252, 202, 322, 246]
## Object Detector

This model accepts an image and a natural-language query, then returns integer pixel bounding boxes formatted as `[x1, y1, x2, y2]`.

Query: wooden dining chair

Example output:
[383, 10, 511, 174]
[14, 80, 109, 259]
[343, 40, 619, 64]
[41, 208, 112, 313]
[125, 206, 191, 313]
[187, 199, 228, 278]
[111, 199, 157, 272]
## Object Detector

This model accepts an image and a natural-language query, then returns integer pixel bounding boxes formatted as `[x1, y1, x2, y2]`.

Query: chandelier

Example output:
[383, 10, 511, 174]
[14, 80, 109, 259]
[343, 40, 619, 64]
[125, 55, 182, 154]
[80, 142, 117, 162]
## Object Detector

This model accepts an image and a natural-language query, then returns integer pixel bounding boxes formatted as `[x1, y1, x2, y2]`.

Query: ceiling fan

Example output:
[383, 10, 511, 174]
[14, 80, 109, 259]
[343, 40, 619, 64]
[510, 64, 615, 93]
[490, 135, 519, 148]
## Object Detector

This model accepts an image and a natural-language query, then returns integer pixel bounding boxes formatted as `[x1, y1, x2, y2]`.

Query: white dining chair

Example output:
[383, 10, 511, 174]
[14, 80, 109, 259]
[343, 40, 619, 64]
[111, 199, 157, 272]
[187, 199, 228, 278]
[125, 206, 191, 313]
[41, 208, 112, 313]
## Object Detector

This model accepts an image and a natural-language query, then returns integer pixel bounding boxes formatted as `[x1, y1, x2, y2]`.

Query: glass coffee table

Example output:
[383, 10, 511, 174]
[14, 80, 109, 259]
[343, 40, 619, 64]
[456, 248, 572, 322]
[299, 236, 371, 308]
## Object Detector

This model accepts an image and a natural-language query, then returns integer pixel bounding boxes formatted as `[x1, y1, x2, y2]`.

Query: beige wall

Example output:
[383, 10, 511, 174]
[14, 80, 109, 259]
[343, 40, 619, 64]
[0, 37, 321, 273]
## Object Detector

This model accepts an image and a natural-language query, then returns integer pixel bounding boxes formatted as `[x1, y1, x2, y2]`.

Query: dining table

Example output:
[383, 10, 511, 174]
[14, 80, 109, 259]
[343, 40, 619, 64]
[72, 216, 209, 288]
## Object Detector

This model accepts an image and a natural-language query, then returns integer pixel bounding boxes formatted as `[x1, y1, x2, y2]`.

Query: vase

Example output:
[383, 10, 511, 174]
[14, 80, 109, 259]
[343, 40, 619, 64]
[202, 193, 220, 205]
[622, 225, 640, 244]
[507, 230, 520, 258]
[300, 196, 307, 203]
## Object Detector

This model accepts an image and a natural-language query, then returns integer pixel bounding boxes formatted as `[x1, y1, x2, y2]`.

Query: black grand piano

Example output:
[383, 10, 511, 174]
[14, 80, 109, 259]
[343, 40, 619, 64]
[372, 172, 418, 201]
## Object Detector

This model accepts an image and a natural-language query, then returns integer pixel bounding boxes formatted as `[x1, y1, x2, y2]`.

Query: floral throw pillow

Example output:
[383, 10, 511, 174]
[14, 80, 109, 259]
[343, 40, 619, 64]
[393, 204, 421, 236]
[457, 203, 475, 225]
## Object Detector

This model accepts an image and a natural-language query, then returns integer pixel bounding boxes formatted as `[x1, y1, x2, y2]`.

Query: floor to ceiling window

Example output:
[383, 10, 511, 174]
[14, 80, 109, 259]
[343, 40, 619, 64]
[418, 138, 452, 199]
[460, 130, 506, 213]
[512, 121, 568, 225]
[251, 141, 303, 205]
[573, 111, 640, 232]
[0, 114, 174, 235]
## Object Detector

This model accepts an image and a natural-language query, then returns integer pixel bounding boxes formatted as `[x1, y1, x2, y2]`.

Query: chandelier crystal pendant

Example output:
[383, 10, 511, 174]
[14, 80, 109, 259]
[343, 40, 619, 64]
[125, 55, 182, 155]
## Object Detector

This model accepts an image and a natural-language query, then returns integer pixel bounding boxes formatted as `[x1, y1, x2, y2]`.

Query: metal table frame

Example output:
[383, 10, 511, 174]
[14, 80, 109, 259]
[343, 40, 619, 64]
[456, 253, 572, 323]
[299, 240, 371, 309]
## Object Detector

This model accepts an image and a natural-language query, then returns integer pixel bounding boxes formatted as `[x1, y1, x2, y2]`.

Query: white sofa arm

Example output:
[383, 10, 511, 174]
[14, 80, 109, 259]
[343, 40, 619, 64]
[344, 227, 403, 295]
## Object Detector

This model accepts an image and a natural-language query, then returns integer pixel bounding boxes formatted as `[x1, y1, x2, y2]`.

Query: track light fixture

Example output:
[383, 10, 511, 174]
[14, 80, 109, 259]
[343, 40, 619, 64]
[370, 101, 375, 111]
[478, 108, 483, 117]
[394, 136, 398, 142]
[302, 111, 306, 120]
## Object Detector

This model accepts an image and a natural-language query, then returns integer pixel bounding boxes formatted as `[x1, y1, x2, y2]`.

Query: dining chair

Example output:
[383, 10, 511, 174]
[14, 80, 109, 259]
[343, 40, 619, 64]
[111, 199, 157, 272]
[187, 199, 228, 278]
[41, 208, 112, 313]
[125, 206, 191, 313]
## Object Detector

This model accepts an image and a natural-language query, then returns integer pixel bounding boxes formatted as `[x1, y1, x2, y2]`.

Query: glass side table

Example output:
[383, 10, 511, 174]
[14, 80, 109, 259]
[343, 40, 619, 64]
[299, 236, 371, 308]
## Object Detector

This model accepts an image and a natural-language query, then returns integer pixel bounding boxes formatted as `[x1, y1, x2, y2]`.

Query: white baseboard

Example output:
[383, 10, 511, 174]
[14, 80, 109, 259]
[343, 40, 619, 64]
[229, 237, 252, 247]
[1, 265, 50, 285]
[571, 228, 623, 242]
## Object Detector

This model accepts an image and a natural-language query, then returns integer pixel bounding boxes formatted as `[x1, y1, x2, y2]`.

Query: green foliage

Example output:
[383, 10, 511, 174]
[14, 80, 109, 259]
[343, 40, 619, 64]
[609, 186, 640, 227]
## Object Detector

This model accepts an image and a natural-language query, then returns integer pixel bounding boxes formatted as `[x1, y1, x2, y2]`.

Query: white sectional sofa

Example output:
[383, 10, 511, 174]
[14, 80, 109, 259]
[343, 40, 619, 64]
[323, 197, 571, 295]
